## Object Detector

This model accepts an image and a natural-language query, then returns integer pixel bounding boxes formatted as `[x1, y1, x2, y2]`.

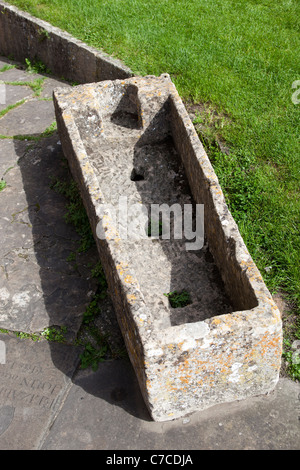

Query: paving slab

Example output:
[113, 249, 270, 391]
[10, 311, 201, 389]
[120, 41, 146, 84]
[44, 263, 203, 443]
[0, 333, 81, 450]
[0, 99, 55, 136]
[40, 358, 300, 450]
[0, 67, 44, 83]
[39, 77, 71, 99]
[0, 84, 34, 112]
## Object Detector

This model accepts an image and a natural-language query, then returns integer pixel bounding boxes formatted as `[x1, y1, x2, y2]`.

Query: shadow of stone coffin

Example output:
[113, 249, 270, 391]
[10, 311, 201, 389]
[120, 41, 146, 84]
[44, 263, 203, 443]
[53, 75, 282, 422]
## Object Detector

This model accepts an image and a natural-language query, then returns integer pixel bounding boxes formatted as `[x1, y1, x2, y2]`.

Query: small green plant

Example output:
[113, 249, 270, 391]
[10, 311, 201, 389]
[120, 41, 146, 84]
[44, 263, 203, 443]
[0, 180, 7, 192]
[0, 99, 26, 118]
[66, 251, 76, 262]
[25, 57, 51, 75]
[40, 121, 57, 137]
[0, 64, 15, 73]
[82, 295, 101, 325]
[40, 326, 67, 343]
[14, 331, 41, 341]
[164, 290, 191, 308]
[6, 0, 300, 383]
[0, 328, 9, 334]
[38, 28, 50, 42]
[91, 262, 108, 299]
[80, 342, 108, 371]
[4, 78, 45, 96]
[10, 326, 67, 343]
[82, 265, 108, 325]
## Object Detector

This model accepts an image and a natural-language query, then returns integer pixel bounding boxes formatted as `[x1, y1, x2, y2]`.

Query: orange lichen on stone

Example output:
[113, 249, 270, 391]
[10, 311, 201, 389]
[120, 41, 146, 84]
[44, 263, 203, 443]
[127, 294, 137, 304]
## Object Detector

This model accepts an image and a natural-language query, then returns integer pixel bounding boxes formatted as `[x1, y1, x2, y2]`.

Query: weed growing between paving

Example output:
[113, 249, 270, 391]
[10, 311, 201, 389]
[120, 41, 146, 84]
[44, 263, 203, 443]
[25, 57, 51, 75]
[0, 180, 6, 191]
[0, 99, 26, 118]
[0, 64, 15, 73]
[0, 326, 68, 343]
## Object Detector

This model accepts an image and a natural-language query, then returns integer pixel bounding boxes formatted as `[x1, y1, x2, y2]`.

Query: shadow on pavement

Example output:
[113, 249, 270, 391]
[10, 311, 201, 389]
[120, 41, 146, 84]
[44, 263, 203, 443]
[14, 131, 150, 421]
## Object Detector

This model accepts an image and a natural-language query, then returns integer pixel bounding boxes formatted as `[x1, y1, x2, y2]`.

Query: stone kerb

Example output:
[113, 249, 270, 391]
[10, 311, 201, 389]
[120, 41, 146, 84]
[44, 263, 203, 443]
[53, 75, 282, 422]
[0, 1, 133, 84]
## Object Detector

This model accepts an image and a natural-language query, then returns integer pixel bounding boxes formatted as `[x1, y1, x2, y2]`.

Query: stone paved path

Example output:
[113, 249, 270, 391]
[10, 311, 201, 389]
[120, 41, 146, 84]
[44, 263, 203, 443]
[0, 57, 299, 450]
[0, 57, 100, 339]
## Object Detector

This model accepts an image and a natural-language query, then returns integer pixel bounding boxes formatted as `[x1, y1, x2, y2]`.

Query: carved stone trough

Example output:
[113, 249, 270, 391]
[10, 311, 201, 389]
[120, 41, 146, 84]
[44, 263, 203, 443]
[53, 75, 282, 422]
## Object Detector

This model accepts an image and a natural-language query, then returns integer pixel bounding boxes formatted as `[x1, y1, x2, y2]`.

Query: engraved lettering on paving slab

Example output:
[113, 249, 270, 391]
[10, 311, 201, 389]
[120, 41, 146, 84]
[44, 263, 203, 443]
[0, 335, 79, 411]
[0, 333, 80, 448]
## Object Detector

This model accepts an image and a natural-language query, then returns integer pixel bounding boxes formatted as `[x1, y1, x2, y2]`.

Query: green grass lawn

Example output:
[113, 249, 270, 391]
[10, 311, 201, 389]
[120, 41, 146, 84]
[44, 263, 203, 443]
[4, 0, 300, 378]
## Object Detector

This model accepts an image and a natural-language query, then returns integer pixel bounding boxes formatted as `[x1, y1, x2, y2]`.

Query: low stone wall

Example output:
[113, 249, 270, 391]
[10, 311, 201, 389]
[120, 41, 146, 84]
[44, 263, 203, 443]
[0, 1, 132, 83]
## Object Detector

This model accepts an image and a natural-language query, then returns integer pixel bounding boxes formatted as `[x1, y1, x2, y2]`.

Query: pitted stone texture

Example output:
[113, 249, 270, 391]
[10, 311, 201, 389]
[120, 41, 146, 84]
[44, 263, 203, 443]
[54, 75, 282, 421]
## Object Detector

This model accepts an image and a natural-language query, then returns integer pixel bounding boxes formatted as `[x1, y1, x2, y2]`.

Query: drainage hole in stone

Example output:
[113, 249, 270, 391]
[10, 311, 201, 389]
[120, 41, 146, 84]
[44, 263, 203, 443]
[130, 168, 145, 182]
[163, 290, 192, 308]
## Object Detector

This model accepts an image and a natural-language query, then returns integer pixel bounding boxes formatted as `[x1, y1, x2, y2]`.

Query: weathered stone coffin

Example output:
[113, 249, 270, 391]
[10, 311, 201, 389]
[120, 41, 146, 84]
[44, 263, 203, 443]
[53, 75, 282, 422]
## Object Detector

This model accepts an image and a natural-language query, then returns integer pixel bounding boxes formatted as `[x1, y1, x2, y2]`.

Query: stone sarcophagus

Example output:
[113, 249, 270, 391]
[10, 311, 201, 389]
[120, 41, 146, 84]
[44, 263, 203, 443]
[53, 75, 282, 421]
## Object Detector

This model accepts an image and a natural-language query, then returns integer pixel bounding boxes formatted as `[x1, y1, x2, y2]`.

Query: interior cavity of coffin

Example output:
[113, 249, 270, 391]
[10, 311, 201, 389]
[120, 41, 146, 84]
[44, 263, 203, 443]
[53, 75, 282, 422]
